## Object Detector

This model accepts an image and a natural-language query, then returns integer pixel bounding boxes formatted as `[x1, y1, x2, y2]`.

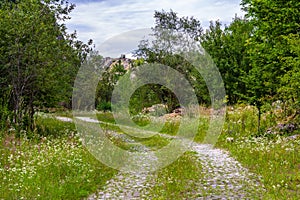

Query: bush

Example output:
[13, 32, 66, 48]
[34, 117, 76, 138]
[96, 101, 111, 111]
[131, 114, 151, 127]
[0, 97, 12, 131]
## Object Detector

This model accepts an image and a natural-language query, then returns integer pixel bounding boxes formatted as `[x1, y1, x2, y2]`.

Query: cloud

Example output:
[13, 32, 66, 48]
[97, 28, 152, 57]
[66, 0, 244, 52]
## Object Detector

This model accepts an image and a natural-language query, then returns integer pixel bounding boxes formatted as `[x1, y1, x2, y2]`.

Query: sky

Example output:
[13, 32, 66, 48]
[66, 0, 244, 56]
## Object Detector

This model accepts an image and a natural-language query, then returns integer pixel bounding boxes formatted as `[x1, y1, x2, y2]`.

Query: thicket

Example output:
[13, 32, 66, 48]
[0, 0, 92, 133]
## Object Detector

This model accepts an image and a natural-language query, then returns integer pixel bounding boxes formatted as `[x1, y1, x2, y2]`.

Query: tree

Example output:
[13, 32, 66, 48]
[277, 34, 300, 120]
[0, 0, 92, 131]
[96, 58, 127, 111]
[135, 10, 210, 110]
[241, 0, 300, 131]
[199, 17, 253, 105]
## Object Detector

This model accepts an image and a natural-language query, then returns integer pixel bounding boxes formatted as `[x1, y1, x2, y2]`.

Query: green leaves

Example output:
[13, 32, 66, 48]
[200, 17, 253, 105]
[0, 0, 92, 130]
[239, 0, 300, 128]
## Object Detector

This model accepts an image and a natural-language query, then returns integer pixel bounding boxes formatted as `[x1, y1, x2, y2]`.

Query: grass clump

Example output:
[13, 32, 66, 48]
[34, 116, 76, 138]
[149, 151, 203, 199]
[96, 112, 116, 124]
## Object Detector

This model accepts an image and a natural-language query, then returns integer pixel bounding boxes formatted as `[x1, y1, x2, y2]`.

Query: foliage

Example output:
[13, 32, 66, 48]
[0, 0, 92, 131]
[240, 0, 300, 129]
[135, 10, 210, 109]
[200, 17, 253, 105]
[96, 59, 126, 111]
[129, 84, 177, 115]
[277, 34, 300, 122]
[34, 116, 76, 138]
[96, 101, 112, 111]
[0, 89, 13, 131]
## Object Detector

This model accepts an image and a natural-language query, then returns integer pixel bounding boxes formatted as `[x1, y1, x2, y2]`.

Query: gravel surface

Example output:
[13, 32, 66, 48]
[192, 144, 265, 199]
[56, 116, 265, 199]
[87, 131, 157, 200]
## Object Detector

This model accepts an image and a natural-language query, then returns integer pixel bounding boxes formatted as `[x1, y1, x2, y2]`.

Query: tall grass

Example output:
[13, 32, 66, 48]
[34, 105, 299, 199]
[217, 105, 300, 199]
[0, 117, 117, 199]
[149, 151, 204, 199]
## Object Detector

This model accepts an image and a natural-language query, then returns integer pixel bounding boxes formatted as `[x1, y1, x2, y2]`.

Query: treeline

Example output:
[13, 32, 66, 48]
[126, 0, 299, 129]
[0, 0, 92, 131]
[0, 0, 299, 133]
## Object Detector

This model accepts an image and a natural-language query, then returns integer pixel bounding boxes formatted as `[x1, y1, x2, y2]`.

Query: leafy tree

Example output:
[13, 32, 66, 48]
[241, 0, 300, 130]
[0, 0, 92, 131]
[200, 17, 253, 105]
[135, 10, 210, 110]
[277, 34, 300, 120]
[96, 59, 127, 111]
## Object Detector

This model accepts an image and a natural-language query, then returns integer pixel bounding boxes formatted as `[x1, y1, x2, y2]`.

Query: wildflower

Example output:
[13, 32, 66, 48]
[226, 137, 234, 142]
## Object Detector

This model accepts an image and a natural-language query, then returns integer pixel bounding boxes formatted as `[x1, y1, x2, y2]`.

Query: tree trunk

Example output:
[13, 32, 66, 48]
[257, 106, 261, 133]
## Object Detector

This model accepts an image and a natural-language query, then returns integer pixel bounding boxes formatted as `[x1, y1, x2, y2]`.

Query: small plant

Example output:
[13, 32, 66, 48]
[131, 113, 151, 127]
[96, 101, 112, 112]
[34, 116, 77, 138]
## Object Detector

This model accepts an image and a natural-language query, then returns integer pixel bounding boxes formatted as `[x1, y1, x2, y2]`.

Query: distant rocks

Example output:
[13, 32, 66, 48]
[141, 104, 186, 119]
[142, 104, 167, 116]
[102, 55, 133, 70]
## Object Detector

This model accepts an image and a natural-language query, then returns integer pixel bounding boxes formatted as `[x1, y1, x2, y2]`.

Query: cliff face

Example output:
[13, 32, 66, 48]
[102, 55, 133, 71]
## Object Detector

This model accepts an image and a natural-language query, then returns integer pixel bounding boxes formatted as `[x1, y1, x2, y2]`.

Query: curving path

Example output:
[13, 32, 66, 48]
[56, 116, 265, 199]
[87, 136, 157, 199]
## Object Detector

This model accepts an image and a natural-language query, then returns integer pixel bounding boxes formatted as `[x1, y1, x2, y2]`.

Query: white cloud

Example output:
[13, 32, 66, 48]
[97, 28, 152, 57]
[66, 0, 244, 52]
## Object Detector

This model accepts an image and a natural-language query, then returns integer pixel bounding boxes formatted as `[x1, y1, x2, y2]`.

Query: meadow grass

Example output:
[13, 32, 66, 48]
[130, 134, 170, 150]
[4, 106, 298, 199]
[0, 117, 117, 199]
[148, 151, 204, 199]
[96, 112, 116, 124]
[96, 111, 208, 140]
[111, 105, 300, 199]
[217, 105, 300, 199]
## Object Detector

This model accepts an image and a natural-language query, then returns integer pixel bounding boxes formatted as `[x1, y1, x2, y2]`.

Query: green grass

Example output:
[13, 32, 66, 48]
[125, 104, 299, 199]
[95, 111, 208, 140]
[217, 105, 300, 199]
[218, 136, 300, 199]
[131, 134, 170, 150]
[34, 116, 77, 137]
[0, 118, 117, 199]
[9, 105, 298, 199]
[96, 112, 116, 124]
[148, 151, 204, 199]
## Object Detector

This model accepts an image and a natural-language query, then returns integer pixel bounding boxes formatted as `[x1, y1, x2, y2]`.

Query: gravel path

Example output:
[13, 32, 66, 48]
[55, 116, 158, 199]
[56, 116, 265, 199]
[87, 150, 157, 200]
[192, 144, 265, 199]
[85, 127, 158, 199]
